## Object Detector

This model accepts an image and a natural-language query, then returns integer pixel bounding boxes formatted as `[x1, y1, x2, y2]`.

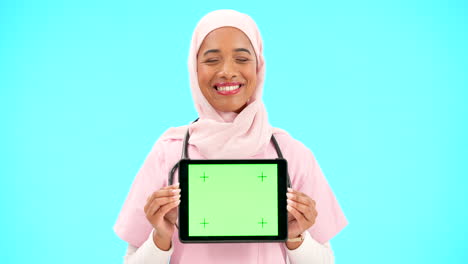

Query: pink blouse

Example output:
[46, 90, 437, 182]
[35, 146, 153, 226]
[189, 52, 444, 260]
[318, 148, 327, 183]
[114, 131, 347, 264]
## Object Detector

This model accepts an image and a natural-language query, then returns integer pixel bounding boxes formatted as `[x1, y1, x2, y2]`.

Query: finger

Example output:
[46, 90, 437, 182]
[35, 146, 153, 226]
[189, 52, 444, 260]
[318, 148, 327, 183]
[287, 198, 310, 214]
[289, 197, 318, 222]
[148, 183, 180, 201]
[154, 200, 181, 220]
[165, 182, 180, 190]
[147, 188, 181, 205]
[144, 192, 159, 212]
[145, 184, 180, 211]
[148, 195, 180, 216]
[158, 188, 181, 197]
[286, 191, 313, 207]
[286, 192, 313, 205]
[287, 204, 306, 225]
[145, 190, 167, 212]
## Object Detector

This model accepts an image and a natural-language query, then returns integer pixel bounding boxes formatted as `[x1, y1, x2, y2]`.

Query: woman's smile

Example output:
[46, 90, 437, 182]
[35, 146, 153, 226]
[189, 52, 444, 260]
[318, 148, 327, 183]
[213, 82, 243, 95]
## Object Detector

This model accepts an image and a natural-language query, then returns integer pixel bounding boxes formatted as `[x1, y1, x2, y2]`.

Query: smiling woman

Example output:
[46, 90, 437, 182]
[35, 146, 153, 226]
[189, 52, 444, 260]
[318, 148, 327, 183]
[114, 9, 347, 264]
[197, 27, 257, 113]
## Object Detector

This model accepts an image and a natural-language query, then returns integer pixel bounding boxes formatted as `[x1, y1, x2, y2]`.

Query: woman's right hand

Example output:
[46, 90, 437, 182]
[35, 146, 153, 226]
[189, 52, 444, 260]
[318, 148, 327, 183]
[144, 183, 181, 250]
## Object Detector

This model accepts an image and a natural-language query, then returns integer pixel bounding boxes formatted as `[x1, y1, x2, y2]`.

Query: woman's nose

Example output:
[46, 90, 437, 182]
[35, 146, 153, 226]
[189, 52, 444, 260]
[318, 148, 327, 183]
[218, 60, 237, 79]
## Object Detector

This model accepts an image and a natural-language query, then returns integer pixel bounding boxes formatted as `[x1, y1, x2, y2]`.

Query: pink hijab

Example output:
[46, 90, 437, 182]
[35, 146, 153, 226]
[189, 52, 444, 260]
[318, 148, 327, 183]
[161, 9, 281, 159]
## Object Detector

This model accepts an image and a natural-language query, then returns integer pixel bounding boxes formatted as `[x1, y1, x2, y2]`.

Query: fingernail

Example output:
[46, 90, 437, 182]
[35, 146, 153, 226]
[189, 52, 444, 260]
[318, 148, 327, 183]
[174, 182, 180, 186]
[287, 199, 292, 204]
[286, 193, 293, 198]
[172, 189, 181, 193]
[287, 205, 292, 211]
[287, 188, 293, 192]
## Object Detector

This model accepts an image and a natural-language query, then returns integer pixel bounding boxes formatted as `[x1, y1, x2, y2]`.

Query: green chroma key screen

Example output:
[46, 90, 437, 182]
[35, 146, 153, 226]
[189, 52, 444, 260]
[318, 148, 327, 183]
[178, 159, 288, 243]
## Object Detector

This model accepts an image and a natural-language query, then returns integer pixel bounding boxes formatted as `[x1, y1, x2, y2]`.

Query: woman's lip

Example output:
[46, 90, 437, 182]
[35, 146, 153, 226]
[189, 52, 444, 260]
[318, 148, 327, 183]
[214, 82, 242, 87]
[215, 86, 241, 95]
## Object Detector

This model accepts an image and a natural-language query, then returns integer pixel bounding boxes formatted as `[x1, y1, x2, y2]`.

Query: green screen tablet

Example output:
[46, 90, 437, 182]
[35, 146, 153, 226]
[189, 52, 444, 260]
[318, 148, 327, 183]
[178, 159, 288, 243]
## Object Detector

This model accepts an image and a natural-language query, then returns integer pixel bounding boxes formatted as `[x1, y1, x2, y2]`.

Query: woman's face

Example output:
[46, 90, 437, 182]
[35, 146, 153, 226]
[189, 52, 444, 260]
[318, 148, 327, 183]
[197, 27, 257, 113]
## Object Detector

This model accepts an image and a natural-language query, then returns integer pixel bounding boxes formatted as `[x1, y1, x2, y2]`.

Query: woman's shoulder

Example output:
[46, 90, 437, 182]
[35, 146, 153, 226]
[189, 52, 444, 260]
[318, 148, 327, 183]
[146, 126, 188, 158]
[159, 125, 188, 141]
[273, 129, 314, 156]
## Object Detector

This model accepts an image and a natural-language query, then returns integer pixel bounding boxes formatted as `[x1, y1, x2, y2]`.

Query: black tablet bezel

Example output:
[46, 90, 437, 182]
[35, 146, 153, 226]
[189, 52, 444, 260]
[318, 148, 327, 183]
[178, 159, 288, 243]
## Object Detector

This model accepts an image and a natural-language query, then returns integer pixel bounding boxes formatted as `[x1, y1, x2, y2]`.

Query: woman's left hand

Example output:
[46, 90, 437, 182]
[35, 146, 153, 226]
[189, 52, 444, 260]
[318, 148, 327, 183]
[286, 188, 318, 239]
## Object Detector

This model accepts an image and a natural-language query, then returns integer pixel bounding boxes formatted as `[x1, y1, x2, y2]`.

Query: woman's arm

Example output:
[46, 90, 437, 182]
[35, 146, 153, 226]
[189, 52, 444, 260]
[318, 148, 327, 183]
[285, 231, 334, 264]
[123, 229, 173, 264]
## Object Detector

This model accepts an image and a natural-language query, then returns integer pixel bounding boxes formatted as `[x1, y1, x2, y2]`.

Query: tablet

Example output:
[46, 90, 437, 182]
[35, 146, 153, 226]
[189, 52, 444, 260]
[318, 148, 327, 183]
[178, 159, 288, 243]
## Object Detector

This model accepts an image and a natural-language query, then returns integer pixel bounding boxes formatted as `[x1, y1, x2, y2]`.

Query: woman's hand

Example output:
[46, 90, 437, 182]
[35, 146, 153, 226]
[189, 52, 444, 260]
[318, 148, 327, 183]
[286, 188, 317, 248]
[144, 183, 181, 250]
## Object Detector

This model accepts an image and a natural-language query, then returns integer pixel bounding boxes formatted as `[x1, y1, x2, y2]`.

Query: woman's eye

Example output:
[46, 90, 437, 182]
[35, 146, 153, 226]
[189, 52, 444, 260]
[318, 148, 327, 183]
[236, 58, 249, 63]
[204, 59, 219, 63]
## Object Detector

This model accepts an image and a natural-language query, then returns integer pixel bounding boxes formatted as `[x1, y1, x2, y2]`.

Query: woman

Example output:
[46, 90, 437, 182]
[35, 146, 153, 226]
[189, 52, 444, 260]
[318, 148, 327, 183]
[114, 10, 347, 264]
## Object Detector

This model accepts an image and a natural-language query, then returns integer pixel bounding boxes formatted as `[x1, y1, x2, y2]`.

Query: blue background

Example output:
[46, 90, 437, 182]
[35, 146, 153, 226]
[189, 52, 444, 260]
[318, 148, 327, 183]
[1, 0, 467, 263]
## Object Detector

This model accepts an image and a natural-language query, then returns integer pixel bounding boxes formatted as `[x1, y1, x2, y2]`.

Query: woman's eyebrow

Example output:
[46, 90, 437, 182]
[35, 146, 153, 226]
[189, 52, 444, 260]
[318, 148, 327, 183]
[203, 49, 220, 56]
[234, 48, 251, 55]
[203, 48, 252, 56]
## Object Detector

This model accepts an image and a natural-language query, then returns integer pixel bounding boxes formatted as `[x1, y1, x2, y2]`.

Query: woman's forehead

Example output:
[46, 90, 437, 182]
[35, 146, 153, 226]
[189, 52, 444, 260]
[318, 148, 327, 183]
[198, 27, 254, 53]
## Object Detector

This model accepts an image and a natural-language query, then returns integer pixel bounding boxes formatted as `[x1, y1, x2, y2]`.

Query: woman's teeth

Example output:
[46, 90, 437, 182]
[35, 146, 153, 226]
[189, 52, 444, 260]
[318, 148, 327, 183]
[216, 85, 240, 91]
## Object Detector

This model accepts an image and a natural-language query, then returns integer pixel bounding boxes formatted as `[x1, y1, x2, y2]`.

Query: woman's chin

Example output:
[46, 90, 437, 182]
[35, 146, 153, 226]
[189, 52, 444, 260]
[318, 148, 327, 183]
[214, 107, 241, 113]
[211, 102, 248, 114]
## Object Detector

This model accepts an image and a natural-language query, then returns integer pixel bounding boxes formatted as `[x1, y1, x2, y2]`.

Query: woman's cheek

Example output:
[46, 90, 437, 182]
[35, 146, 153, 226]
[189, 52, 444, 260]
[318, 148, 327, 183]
[196, 67, 209, 88]
[198, 67, 215, 86]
